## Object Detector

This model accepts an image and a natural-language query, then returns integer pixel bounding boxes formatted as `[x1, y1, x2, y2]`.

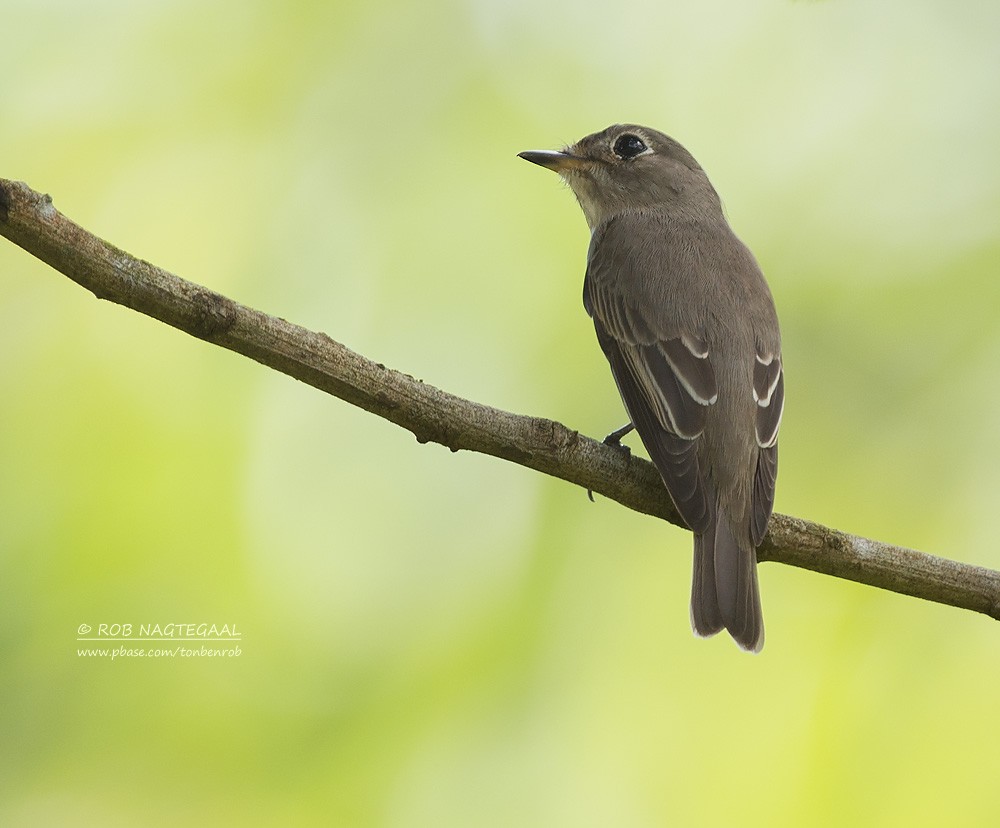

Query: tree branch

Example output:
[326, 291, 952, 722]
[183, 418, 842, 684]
[3, 177, 998, 623]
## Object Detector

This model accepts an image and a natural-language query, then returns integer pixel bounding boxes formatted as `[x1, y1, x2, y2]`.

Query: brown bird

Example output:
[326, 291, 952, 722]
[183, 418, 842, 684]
[520, 125, 784, 651]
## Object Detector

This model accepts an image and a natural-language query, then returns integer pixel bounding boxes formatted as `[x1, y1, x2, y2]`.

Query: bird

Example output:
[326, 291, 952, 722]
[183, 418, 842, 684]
[519, 124, 784, 652]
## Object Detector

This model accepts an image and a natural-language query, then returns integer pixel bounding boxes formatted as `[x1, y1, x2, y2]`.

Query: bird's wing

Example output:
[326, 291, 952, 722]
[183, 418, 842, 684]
[592, 326, 714, 533]
[584, 236, 717, 534]
[751, 350, 784, 544]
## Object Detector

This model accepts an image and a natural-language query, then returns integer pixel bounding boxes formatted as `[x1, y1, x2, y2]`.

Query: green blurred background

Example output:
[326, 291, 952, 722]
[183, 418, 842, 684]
[3, 0, 1000, 824]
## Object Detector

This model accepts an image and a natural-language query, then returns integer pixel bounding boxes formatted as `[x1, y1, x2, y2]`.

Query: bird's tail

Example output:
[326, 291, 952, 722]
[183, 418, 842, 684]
[690, 504, 764, 653]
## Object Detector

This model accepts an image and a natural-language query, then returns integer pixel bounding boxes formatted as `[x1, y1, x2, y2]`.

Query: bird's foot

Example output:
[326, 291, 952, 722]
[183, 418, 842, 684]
[588, 423, 635, 502]
[602, 422, 635, 452]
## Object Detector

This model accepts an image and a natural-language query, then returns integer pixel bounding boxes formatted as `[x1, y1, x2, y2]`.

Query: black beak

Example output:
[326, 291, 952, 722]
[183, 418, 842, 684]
[517, 150, 586, 172]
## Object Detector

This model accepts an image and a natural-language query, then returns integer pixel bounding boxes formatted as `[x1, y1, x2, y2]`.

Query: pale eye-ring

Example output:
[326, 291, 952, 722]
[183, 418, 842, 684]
[612, 133, 648, 160]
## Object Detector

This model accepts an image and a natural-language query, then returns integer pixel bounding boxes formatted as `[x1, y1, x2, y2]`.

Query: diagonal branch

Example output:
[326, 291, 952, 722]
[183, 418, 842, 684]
[3, 177, 999, 623]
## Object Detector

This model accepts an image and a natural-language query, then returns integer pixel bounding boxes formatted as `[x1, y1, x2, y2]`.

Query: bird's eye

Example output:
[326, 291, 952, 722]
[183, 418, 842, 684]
[612, 133, 648, 160]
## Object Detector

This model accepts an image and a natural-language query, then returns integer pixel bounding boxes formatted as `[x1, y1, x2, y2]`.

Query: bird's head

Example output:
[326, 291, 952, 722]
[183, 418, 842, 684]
[519, 124, 722, 230]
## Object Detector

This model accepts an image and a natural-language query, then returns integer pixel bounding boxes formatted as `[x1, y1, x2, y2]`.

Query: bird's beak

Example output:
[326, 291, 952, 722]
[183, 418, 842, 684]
[517, 149, 588, 172]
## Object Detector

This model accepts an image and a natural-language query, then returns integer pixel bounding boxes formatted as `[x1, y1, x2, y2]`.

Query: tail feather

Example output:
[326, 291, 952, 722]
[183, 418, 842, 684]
[690, 506, 764, 653]
[690, 530, 724, 637]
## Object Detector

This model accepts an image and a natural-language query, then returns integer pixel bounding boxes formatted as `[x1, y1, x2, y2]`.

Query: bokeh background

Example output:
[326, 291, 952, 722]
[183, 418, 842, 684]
[3, 0, 1000, 824]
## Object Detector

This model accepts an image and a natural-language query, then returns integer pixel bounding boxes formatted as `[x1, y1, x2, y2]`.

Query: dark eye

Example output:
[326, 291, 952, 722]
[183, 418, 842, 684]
[612, 133, 647, 159]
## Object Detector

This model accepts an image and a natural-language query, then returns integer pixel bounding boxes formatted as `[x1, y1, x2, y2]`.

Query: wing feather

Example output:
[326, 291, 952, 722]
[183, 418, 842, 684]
[754, 352, 784, 449]
[751, 351, 783, 542]
[594, 326, 712, 532]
